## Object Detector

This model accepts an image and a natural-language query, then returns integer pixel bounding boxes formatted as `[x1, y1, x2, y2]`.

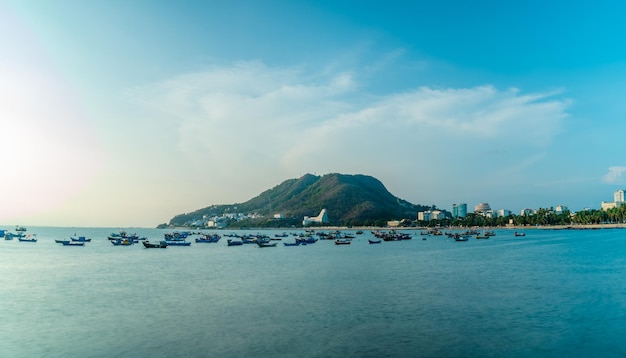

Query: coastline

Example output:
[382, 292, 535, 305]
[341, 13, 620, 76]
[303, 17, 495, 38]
[304, 223, 626, 231]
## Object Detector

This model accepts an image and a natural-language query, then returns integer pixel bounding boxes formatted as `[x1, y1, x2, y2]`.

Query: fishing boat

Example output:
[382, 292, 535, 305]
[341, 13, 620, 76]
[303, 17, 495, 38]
[368, 239, 382, 244]
[111, 239, 133, 246]
[256, 241, 277, 248]
[18, 235, 37, 242]
[283, 241, 300, 246]
[15, 225, 27, 232]
[227, 239, 243, 246]
[165, 240, 191, 246]
[108, 231, 139, 241]
[143, 240, 168, 248]
[5, 232, 26, 239]
[514, 232, 526, 237]
[334, 239, 351, 245]
[55, 239, 70, 244]
[296, 237, 318, 244]
[71, 236, 91, 242]
[195, 235, 221, 243]
[62, 241, 84, 246]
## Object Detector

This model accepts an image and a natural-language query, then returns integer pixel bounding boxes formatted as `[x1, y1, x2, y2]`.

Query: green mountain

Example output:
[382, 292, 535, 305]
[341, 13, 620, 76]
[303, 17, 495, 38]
[165, 173, 431, 227]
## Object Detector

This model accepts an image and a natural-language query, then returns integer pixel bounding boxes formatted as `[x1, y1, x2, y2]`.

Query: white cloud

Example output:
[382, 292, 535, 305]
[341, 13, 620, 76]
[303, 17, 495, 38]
[127, 61, 570, 206]
[602, 166, 626, 184]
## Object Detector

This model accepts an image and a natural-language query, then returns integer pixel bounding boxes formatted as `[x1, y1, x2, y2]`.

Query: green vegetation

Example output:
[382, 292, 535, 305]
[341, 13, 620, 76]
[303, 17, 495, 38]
[418, 205, 626, 227]
[167, 173, 431, 228]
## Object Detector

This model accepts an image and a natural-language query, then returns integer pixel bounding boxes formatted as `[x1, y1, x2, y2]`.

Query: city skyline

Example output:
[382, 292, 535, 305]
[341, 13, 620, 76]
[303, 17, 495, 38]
[2, 1, 626, 227]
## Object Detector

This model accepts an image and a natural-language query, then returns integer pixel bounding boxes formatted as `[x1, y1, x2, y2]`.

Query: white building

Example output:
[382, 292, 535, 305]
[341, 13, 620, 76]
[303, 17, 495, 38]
[555, 205, 568, 214]
[302, 209, 329, 226]
[497, 209, 511, 217]
[418, 210, 444, 221]
[602, 189, 625, 211]
[474, 202, 491, 213]
[520, 208, 534, 216]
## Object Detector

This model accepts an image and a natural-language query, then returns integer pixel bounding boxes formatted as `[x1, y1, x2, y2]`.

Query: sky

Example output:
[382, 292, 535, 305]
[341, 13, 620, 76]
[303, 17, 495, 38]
[2, 0, 626, 227]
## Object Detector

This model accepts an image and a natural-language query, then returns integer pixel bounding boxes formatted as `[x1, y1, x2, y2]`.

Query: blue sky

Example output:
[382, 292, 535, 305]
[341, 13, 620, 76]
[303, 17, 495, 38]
[2, 0, 625, 227]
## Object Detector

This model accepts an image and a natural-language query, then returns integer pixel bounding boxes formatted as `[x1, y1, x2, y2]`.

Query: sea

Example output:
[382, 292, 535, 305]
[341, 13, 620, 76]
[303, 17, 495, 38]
[2, 227, 626, 358]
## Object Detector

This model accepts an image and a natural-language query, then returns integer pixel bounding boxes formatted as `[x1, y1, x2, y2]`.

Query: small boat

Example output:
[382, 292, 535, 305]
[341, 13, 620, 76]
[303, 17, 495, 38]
[335, 239, 351, 245]
[296, 237, 318, 244]
[227, 239, 243, 246]
[475, 235, 489, 239]
[283, 242, 300, 247]
[15, 225, 27, 232]
[165, 240, 191, 246]
[5, 232, 26, 239]
[55, 239, 70, 244]
[71, 236, 91, 242]
[368, 239, 382, 244]
[143, 240, 168, 248]
[111, 239, 133, 246]
[241, 237, 257, 244]
[18, 237, 37, 242]
[454, 236, 469, 241]
[514, 232, 526, 237]
[257, 241, 277, 247]
[62, 241, 84, 246]
[195, 235, 221, 243]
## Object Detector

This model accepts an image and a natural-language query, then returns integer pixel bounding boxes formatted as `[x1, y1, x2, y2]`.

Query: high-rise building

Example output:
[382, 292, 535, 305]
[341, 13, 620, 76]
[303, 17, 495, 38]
[474, 202, 491, 213]
[615, 189, 625, 203]
[452, 203, 467, 218]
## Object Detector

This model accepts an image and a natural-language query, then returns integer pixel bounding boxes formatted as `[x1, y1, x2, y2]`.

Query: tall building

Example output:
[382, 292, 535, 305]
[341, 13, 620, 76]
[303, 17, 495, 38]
[602, 189, 625, 211]
[452, 203, 467, 218]
[474, 202, 491, 213]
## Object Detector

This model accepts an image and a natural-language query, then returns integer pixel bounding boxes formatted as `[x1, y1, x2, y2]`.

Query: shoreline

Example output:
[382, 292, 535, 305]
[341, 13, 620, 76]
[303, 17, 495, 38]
[300, 223, 626, 231]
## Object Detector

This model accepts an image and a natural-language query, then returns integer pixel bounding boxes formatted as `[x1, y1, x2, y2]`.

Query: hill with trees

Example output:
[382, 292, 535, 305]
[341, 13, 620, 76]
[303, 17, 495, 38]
[164, 173, 431, 228]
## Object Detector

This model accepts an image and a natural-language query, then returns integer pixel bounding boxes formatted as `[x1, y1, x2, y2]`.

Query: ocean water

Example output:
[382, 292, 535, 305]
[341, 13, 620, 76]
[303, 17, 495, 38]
[2, 227, 626, 357]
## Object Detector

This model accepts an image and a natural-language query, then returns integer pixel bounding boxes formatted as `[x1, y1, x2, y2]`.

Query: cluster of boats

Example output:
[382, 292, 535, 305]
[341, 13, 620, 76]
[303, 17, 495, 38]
[2, 226, 34, 241]
[418, 229, 526, 241]
[372, 230, 412, 241]
[55, 236, 91, 246]
[3, 226, 526, 248]
[107, 230, 223, 248]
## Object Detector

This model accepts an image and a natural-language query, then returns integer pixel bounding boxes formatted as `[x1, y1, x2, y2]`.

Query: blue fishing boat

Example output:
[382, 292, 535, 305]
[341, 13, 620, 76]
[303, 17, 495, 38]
[165, 240, 191, 246]
[227, 239, 243, 246]
[62, 241, 84, 246]
[368, 239, 382, 244]
[195, 235, 221, 243]
[71, 236, 91, 242]
[111, 239, 133, 246]
[283, 242, 300, 246]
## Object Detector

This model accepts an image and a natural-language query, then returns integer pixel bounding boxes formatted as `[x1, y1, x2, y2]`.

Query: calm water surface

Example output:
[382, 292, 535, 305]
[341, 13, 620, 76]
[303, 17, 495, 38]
[2, 227, 626, 357]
